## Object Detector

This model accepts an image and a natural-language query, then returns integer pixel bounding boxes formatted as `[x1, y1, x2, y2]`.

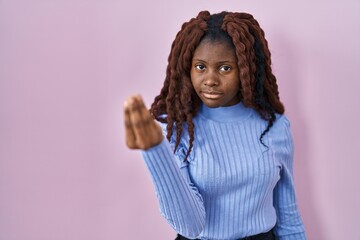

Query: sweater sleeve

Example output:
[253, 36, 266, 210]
[272, 116, 306, 240]
[140, 123, 205, 238]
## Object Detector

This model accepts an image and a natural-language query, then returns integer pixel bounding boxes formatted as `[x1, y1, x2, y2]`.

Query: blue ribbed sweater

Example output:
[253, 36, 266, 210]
[141, 102, 306, 240]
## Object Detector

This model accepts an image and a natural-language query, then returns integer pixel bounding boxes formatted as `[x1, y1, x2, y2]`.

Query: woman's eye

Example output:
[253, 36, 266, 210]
[220, 66, 231, 72]
[195, 65, 205, 70]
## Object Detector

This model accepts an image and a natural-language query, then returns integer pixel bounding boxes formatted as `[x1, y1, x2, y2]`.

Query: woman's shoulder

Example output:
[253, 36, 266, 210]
[246, 110, 290, 128]
[274, 113, 291, 127]
[269, 113, 293, 146]
[273, 113, 291, 131]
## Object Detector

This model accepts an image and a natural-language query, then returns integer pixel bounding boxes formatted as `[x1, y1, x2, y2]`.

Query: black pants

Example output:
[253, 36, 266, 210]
[175, 229, 276, 240]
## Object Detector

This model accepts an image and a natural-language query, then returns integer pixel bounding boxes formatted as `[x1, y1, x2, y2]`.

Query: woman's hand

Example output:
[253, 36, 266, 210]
[124, 95, 164, 150]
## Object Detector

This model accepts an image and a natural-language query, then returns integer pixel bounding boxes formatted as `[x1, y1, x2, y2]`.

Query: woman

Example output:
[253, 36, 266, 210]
[124, 10, 306, 240]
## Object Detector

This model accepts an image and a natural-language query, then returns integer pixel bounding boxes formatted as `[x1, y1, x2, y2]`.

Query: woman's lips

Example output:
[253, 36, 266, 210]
[201, 91, 223, 99]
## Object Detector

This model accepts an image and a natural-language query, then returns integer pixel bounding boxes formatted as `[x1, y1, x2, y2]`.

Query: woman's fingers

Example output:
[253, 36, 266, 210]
[124, 95, 163, 150]
[124, 99, 137, 149]
[132, 95, 163, 149]
[128, 96, 149, 149]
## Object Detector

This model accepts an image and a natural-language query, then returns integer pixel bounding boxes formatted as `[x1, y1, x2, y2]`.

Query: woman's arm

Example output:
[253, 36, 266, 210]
[272, 116, 306, 240]
[124, 95, 205, 238]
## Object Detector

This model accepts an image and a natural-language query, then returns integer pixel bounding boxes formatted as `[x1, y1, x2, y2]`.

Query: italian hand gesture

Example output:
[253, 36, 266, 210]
[124, 95, 164, 150]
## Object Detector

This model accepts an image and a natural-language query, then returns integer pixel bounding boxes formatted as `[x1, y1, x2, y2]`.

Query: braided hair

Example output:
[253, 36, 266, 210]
[150, 11, 285, 161]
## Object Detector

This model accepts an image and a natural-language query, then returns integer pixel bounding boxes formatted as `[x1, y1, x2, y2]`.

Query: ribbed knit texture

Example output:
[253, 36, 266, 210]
[141, 102, 306, 240]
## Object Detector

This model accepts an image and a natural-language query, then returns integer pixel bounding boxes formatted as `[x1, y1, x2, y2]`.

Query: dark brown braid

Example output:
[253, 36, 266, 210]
[150, 11, 285, 161]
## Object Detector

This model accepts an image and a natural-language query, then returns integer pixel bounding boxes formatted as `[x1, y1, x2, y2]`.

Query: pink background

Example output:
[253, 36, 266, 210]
[1, 1, 359, 239]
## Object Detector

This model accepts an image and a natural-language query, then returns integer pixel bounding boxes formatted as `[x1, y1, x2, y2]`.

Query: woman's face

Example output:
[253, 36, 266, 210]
[190, 40, 241, 108]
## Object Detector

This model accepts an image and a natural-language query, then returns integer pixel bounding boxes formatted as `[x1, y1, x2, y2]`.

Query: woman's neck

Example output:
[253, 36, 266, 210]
[198, 102, 253, 123]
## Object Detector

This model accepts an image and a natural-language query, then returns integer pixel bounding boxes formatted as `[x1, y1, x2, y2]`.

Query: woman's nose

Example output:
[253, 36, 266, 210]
[204, 71, 219, 86]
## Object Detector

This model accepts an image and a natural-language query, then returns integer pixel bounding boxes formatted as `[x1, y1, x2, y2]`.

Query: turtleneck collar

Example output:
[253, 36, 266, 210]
[198, 102, 254, 123]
